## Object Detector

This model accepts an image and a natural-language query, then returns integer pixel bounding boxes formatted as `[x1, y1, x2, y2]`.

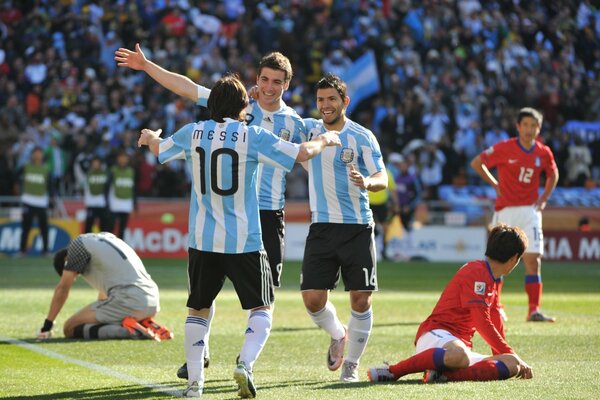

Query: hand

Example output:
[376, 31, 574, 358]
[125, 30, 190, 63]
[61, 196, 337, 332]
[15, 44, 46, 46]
[319, 131, 341, 147]
[115, 43, 147, 70]
[36, 329, 52, 339]
[348, 164, 369, 190]
[534, 197, 547, 211]
[516, 359, 533, 379]
[248, 85, 259, 101]
[138, 128, 162, 147]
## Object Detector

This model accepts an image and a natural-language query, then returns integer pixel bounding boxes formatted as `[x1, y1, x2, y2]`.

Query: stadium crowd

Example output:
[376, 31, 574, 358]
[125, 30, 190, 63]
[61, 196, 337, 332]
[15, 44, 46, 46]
[0, 0, 598, 201]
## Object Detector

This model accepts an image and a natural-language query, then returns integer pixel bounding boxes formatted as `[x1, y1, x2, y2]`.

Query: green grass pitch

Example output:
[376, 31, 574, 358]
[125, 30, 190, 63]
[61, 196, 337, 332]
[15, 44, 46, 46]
[1, 257, 599, 399]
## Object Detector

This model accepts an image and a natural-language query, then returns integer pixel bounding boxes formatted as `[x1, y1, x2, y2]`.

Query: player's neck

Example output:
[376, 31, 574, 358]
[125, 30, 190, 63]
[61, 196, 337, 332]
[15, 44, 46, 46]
[323, 115, 347, 132]
[486, 258, 504, 280]
[518, 137, 535, 150]
[258, 99, 282, 113]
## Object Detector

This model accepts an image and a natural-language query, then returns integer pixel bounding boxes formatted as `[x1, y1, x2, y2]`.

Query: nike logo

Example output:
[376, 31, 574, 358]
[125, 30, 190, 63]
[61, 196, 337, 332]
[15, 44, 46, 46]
[508, 159, 518, 164]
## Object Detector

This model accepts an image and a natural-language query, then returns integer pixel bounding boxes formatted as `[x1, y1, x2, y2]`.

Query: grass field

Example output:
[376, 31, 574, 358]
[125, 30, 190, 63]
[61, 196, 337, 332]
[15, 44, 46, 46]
[1, 257, 599, 399]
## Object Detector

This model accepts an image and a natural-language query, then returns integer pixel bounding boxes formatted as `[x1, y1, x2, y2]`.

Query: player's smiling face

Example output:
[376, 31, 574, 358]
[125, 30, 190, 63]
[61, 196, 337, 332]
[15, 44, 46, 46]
[317, 87, 348, 128]
[256, 67, 288, 110]
[516, 116, 540, 147]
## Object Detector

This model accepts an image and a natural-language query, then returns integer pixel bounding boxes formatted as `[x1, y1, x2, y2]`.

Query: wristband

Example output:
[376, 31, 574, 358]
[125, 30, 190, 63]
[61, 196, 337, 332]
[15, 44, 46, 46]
[42, 319, 53, 332]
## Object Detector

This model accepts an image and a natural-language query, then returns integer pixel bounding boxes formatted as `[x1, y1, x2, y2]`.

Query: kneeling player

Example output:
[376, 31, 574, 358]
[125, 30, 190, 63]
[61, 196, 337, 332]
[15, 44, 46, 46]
[368, 224, 533, 383]
[37, 232, 172, 341]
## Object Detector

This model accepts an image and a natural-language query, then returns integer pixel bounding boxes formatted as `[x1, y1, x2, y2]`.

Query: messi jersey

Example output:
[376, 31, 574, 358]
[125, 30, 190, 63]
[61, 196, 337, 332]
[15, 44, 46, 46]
[159, 118, 299, 254]
[479, 138, 557, 211]
[304, 118, 385, 224]
[197, 86, 306, 210]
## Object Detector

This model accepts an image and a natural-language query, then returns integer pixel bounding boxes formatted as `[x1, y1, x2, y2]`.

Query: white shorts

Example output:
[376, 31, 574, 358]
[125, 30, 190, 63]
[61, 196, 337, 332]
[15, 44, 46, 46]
[416, 329, 487, 366]
[492, 205, 543, 254]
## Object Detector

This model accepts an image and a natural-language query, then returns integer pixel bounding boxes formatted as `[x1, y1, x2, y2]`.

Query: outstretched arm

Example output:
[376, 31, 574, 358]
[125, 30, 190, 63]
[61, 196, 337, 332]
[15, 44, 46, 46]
[296, 131, 341, 162]
[138, 128, 163, 157]
[115, 43, 199, 101]
[37, 270, 78, 339]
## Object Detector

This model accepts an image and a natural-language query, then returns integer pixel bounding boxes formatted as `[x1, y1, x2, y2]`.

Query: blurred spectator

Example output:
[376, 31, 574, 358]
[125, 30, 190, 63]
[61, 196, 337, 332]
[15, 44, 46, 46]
[566, 136, 593, 186]
[0, 0, 597, 201]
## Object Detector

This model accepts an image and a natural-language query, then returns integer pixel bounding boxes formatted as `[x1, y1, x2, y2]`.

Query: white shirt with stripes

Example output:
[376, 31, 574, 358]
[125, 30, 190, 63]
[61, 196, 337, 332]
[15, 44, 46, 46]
[304, 117, 385, 225]
[197, 86, 306, 210]
[158, 118, 300, 254]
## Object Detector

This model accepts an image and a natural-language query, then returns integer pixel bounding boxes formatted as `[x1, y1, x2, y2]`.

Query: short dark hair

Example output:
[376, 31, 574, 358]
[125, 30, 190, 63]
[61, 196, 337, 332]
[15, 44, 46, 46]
[207, 74, 249, 122]
[53, 248, 68, 276]
[517, 107, 543, 126]
[316, 73, 347, 100]
[258, 52, 293, 82]
[485, 224, 528, 263]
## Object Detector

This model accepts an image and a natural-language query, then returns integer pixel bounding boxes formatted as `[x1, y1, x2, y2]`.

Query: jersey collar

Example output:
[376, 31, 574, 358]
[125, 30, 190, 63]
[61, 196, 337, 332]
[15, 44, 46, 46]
[516, 139, 537, 154]
[484, 260, 502, 283]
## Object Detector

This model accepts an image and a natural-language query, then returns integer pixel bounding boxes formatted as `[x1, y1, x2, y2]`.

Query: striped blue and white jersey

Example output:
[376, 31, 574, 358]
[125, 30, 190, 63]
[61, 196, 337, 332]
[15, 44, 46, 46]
[304, 118, 385, 224]
[197, 86, 306, 210]
[159, 118, 300, 254]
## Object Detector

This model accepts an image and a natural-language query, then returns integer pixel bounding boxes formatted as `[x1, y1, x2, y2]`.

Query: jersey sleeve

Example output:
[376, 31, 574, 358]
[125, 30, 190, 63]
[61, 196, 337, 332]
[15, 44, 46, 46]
[250, 126, 299, 172]
[195, 85, 210, 108]
[457, 268, 494, 309]
[479, 141, 505, 169]
[292, 116, 307, 144]
[65, 236, 91, 274]
[158, 123, 194, 164]
[359, 131, 385, 176]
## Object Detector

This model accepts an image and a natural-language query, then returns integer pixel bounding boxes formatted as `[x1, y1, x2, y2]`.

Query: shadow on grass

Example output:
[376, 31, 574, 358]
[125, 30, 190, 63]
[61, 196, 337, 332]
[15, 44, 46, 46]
[320, 378, 423, 389]
[205, 378, 328, 397]
[272, 321, 419, 333]
[1, 383, 179, 399]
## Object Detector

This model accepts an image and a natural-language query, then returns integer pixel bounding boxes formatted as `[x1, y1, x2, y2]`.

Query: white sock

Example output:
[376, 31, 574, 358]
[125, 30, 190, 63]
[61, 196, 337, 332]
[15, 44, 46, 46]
[204, 302, 215, 360]
[345, 307, 373, 364]
[308, 301, 345, 340]
[185, 316, 208, 385]
[239, 309, 272, 371]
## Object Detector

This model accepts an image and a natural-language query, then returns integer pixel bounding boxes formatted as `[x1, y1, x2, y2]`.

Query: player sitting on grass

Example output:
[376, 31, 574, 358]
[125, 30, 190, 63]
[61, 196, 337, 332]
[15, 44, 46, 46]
[368, 224, 534, 383]
[37, 232, 172, 341]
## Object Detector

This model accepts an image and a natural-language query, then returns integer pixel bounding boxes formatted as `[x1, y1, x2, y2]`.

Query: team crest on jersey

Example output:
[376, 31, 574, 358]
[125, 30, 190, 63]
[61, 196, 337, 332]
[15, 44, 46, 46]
[340, 147, 354, 163]
[245, 113, 255, 124]
[474, 281, 486, 295]
[278, 128, 291, 141]
[535, 157, 540, 167]
[484, 147, 494, 155]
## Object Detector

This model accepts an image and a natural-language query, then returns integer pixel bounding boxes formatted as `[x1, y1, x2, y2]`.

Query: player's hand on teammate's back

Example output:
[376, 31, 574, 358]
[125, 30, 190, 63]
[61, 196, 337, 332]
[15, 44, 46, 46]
[138, 128, 162, 147]
[115, 43, 147, 70]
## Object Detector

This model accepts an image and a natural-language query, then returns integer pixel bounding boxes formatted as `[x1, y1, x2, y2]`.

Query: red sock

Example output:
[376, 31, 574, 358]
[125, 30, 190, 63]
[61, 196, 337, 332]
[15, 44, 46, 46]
[525, 276, 543, 314]
[389, 348, 445, 378]
[443, 359, 508, 381]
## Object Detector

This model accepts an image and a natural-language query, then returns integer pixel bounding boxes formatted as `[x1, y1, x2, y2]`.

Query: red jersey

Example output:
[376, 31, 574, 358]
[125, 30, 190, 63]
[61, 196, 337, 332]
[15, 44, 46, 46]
[415, 260, 513, 355]
[479, 138, 557, 211]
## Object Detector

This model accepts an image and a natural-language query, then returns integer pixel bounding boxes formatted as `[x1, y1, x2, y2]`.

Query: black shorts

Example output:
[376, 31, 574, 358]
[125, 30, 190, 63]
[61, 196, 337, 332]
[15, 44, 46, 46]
[187, 248, 274, 310]
[370, 203, 389, 224]
[260, 209, 284, 287]
[300, 223, 378, 292]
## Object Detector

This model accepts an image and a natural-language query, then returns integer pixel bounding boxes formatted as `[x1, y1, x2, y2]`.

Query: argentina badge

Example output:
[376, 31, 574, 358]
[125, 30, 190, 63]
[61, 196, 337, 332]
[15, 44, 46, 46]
[340, 147, 354, 164]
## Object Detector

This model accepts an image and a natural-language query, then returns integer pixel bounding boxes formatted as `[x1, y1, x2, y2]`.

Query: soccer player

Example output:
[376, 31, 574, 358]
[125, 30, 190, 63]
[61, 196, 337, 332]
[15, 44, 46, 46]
[301, 74, 388, 382]
[115, 46, 305, 372]
[107, 151, 137, 239]
[138, 74, 340, 398]
[368, 224, 533, 383]
[83, 156, 109, 233]
[37, 232, 170, 341]
[470, 107, 559, 322]
[18, 146, 52, 256]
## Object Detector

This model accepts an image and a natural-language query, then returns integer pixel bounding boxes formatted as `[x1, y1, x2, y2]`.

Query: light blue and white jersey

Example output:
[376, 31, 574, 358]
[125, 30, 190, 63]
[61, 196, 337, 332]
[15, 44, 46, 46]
[197, 85, 306, 210]
[159, 118, 300, 254]
[304, 118, 385, 224]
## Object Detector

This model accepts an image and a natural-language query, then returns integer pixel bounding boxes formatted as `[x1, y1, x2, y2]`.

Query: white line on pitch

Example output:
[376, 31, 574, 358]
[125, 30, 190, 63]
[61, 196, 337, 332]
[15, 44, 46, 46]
[0, 335, 180, 398]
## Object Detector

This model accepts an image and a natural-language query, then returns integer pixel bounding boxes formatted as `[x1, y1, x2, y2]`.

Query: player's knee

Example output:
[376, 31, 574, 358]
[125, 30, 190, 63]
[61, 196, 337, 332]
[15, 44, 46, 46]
[349, 293, 372, 312]
[495, 354, 520, 377]
[443, 346, 470, 369]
